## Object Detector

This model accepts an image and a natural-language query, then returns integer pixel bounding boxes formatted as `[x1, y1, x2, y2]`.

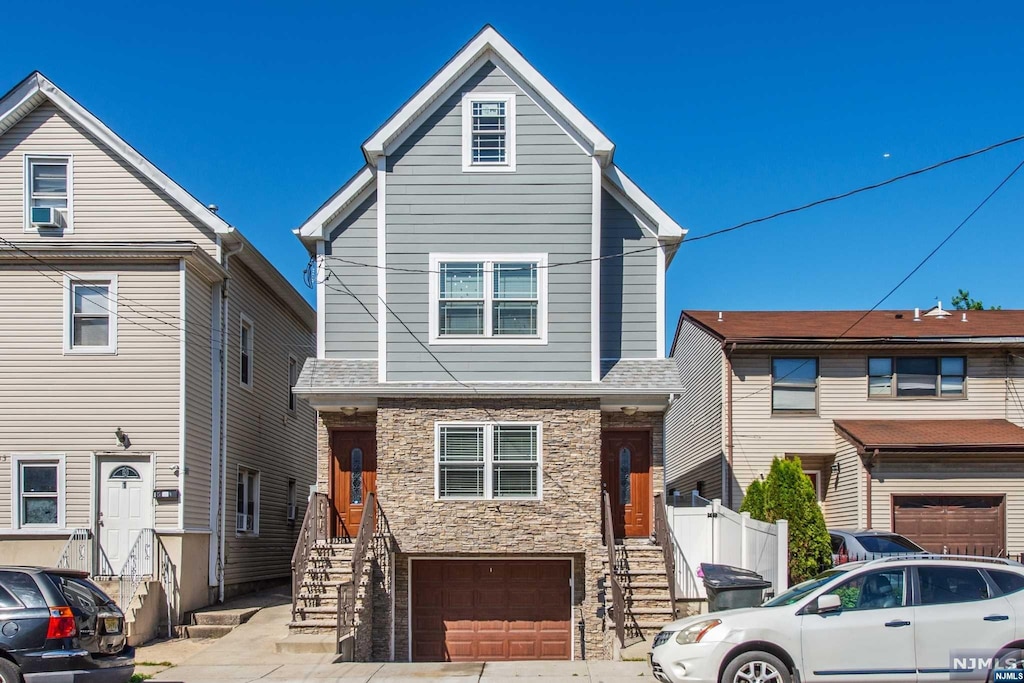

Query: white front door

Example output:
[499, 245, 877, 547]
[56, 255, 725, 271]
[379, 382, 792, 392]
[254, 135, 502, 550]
[98, 460, 153, 575]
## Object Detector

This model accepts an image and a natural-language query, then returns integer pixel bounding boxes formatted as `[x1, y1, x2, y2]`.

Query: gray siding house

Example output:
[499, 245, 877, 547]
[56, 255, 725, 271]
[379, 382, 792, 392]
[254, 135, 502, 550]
[0, 73, 317, 634]
[291, 26, 685, 661]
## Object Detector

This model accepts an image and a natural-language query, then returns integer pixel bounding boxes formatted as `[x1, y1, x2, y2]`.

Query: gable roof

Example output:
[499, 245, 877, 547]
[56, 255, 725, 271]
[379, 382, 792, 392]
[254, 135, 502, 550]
[0, 72, 315, 330]
[835, 419, 1024, 453]
[679, 310, 1024, 346]
[296, 26, 685, 249]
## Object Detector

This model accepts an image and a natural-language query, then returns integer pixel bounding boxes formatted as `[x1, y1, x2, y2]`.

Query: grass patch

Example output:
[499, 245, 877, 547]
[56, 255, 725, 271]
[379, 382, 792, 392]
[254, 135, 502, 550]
[130, 675, 153, 682]
[137, 662, 173, 667]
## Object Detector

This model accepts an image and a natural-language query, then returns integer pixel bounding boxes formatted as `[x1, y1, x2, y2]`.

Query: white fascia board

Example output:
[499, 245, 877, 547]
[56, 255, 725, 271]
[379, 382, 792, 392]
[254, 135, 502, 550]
[361, 26, 614, 164]
[296, 165, 376, 241]
[603, 164, 686, 239]
[0, 73, 233, 237]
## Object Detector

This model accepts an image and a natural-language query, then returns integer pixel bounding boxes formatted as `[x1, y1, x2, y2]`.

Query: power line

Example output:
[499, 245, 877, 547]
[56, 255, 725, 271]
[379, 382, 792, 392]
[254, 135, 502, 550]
[319, 132, 1024, 278]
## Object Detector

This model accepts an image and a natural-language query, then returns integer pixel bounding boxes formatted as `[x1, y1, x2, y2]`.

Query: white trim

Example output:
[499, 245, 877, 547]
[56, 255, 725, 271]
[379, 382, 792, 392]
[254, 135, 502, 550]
[208, 281, 223, 586]
[407, 556, 575, 661]
[178, 259, 187, 529]
[803, 469, 823, 502]
[656, 243, 666, 358]
[0, 528, 77, 537]
[234, 465, 261, 537]
[297, 165, 376, 239]
[461, 93, 516, 172]
[363, 26, 613, 163]
[591, 157, 602, 381]
[23, 153, 74, 233]
[239, 312, 254, 390]
[0, 73, 232, 236]
[11, 453, 66, 529]
[376, 157, 387, 383]
[316, 240, 326, 357]
[428, 253, 548, 345]
[434, 421, 543, 501]
[62, 272, 118, 355]
[603, 165, 686, 238]
[152, 527, 213, 535]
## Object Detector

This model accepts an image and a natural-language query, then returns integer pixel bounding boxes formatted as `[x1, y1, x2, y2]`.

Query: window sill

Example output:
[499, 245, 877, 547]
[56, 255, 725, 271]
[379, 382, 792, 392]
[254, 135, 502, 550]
[64, 347, 117, 356]
[239, 381, 254, 392]
[235, 531, 260, 538]
[431, 336, 547, 346]
[867, 395, 967, 401]
[436, 497, 542, 502]
[461, 164, 517, 173]
[771, 411, 819, 417]
[0, 527, 70, 536]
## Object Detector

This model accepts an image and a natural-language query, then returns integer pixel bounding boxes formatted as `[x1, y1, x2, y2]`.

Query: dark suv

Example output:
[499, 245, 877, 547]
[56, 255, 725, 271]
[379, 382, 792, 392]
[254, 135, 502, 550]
[0, 567, 134, 682]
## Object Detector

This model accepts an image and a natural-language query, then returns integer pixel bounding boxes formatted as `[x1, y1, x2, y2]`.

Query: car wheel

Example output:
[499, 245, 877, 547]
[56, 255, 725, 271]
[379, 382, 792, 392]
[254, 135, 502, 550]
[721, 650, 791, 683]
[0, 658, 22, 683]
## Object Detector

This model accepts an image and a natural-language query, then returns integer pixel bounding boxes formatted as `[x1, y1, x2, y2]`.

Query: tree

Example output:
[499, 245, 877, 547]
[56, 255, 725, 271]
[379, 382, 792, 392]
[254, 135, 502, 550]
[739, 478, 765, 519]
[743, 456, 832, 583]
[951, 289, 1001, 311]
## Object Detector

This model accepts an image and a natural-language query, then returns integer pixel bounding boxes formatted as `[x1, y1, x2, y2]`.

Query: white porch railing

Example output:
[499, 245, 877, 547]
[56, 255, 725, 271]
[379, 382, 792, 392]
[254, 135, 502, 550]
[668, 496, 789, 599]
[119, 528, 155, 610]
[56, 528, 93, 573]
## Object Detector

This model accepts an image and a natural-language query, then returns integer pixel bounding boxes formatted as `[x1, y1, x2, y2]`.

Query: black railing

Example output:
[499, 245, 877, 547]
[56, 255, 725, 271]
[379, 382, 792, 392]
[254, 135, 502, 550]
[602, 491, 625, 648]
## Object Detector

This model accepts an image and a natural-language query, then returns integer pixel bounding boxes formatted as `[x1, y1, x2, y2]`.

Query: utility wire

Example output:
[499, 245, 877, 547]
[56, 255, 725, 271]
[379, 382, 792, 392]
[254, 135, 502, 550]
[319, 132, 1024, 278]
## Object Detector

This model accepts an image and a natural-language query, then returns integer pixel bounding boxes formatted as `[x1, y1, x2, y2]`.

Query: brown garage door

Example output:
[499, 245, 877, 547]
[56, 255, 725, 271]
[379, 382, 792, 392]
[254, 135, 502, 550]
[893, 495, 1005, 554]
[411, 559, 571, 662]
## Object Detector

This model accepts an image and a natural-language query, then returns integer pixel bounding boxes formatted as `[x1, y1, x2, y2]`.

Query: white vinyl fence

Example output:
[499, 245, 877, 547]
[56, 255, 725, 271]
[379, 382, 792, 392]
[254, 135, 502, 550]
[668, 495, 789, 600]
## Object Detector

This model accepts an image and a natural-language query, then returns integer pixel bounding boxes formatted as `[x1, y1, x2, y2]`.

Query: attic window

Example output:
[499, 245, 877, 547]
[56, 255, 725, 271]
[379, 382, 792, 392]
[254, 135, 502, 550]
[25, 155, 73, 232]
[462, 94, 516, 172]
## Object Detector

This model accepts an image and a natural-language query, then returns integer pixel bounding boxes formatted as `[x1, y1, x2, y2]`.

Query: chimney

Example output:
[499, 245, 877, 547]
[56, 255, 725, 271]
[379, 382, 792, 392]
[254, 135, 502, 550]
[913, 307, 921, 322]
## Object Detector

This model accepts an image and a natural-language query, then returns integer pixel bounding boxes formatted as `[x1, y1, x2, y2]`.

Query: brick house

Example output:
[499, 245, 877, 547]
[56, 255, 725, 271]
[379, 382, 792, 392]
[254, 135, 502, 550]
[666, 307, 1024, 555]
[290, 26, 685, 661]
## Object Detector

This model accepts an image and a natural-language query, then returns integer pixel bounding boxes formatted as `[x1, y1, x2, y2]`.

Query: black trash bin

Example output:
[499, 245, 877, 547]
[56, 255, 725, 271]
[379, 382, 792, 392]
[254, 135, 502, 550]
[700, 563, 772, 612]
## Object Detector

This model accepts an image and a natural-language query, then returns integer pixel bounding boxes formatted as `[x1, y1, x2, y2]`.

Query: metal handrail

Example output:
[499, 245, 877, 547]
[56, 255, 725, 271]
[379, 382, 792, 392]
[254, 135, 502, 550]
[602, 491, 625, 648]
[56, 528, 92, 573]
[118, 528, 155, 611]
[291, 493, 328, 622]
[653, 492, 680, 619]
[337, 492, 376, 655]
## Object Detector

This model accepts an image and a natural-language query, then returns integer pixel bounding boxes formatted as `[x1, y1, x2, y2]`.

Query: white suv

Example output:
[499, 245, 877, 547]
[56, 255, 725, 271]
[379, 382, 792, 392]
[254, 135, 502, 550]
[650, 555, 1024, 683]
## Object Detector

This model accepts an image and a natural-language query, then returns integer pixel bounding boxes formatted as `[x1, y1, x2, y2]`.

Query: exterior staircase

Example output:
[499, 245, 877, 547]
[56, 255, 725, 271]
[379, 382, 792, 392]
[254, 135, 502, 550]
[607, 540, 677, 645]
[288, 540, 355, 633]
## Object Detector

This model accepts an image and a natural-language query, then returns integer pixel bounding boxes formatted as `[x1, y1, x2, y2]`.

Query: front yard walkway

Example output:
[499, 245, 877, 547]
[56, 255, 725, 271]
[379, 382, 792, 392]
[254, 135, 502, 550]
[139, 591, 650, 682]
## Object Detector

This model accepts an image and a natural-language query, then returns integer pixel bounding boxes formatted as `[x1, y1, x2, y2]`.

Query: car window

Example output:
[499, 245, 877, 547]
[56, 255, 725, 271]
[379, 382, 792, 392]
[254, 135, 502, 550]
[830, 535, 846, 554]
[0, 585, 20, 609]
[763, 568, 849, 607]
[988, 571, 1024, 596]
[824, 569, 906, 610]
[47, 575, 112, 611]
[0, 571, 46, 608]
[857, 535, 923, 553]
[918, 566, 991, 605]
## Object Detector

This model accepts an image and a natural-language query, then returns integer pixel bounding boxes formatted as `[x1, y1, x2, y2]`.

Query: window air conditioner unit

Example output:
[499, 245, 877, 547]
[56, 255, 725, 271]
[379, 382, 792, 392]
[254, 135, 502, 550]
[30, 206, 65, 228]
[236, 513, 251, 531]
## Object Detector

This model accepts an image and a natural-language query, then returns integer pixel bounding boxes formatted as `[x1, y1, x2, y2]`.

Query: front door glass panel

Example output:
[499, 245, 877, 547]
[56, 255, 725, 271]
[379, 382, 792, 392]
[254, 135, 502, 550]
[619, 447, 631, 505]
[350, 448, 363, 505]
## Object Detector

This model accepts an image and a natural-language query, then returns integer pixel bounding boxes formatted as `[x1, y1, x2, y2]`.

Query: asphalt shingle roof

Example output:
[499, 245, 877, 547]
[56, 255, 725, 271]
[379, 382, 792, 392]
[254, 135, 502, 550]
[834, 419, 1024, 452]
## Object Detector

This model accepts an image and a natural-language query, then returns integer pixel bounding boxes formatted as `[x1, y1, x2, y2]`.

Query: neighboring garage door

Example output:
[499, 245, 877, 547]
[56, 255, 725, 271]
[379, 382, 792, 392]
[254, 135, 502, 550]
[411, 559, 571, 662]
[893, 495, 1005, 554]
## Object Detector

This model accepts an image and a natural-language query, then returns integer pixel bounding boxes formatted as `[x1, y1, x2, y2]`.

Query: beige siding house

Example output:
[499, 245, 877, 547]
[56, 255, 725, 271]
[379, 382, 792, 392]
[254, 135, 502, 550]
[0, 73, 316, 624]
[665, 308, 1024, 555]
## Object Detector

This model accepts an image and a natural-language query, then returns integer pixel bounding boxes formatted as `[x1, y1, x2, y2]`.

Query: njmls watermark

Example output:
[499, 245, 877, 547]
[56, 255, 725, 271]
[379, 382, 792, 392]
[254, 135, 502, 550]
[951, 648, 1024, 681]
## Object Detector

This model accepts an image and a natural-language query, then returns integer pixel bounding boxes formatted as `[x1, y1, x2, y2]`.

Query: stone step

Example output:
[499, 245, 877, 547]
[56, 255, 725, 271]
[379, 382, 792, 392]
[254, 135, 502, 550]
[626, 594, 674, 604]
[289, 618, 339, 629]
[183, 624, 235, 639]
[627, 606, 676, 616]
[192, 607, 259, 627]
[295, 605, 342, 615]
[615, 569, 667, 578]
[304, 567, 353, 577]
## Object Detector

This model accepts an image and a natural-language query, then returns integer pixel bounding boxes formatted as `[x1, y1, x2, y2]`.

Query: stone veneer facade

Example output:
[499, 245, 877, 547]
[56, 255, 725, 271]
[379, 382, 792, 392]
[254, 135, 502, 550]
[314, 399, 667, 661]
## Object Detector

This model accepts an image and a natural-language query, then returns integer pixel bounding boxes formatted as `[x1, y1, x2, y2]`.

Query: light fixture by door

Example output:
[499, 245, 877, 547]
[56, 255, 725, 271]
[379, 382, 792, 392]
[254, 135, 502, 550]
[340, 407, 359, 416]
[620, 406, 639, 416]
[114, 427, 131, 449]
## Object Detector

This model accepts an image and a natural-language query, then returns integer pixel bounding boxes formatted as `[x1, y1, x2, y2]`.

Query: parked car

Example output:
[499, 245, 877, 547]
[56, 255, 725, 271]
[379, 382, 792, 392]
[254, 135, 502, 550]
[829, 528, 924, 564]
[650, 555, 1024, 683]
[0, 567, 134, 682]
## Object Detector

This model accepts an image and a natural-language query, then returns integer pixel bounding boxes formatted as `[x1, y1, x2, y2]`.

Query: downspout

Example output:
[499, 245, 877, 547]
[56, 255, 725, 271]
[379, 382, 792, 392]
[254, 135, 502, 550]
[217, 239, 244, 602]
[723, 343, 736, 509]
[864, 449, 878, 529]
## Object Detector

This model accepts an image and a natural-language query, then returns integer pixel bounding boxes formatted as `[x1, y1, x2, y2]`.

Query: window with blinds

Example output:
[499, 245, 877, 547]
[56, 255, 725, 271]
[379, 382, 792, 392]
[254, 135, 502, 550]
[437, 423, 540, 499]
[771, 357, 818, 414]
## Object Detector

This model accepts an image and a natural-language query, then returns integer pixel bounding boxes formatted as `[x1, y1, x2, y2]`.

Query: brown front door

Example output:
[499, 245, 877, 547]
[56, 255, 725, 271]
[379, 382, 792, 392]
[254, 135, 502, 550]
[330, 430, 377, 540]
[601, 430, 651, 538]
[410, 559, 571, 662]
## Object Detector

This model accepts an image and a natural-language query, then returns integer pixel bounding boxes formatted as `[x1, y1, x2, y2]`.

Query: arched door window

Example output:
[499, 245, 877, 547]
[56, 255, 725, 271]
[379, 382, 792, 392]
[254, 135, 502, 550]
[110, 466, 141, 480]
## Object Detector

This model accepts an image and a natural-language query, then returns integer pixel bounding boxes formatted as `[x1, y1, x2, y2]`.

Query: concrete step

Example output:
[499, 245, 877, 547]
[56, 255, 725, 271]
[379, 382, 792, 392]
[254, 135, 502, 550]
[192, 607, 259, 627]
[183, 624, 235, 639]
[275, 633, 340, 654]
[615, 569, 667, 577]
[289, 618, 339, 629]
[295, 605, 342, 616]
[627, 606, 676, 616]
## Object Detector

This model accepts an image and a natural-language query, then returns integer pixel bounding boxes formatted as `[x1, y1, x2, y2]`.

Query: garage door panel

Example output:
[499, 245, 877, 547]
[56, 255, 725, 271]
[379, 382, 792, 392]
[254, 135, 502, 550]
[893, 495, 1005, 554]
[411, 559, 571, 662]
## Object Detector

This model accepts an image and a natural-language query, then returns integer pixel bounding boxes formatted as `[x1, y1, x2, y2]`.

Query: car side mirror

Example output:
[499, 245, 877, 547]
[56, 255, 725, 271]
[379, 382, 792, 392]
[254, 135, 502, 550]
[815, 594, 843, 614]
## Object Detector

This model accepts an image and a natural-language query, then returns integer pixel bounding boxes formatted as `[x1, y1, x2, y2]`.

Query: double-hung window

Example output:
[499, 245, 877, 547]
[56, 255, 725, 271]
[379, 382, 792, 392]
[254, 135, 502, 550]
[431, 254, 546, 343]
[236, 468, 260, 534]
[436, 423, 541, 500]
[771, 358, 818, 414]
[25, 155, 72, 231]
[240, 315, 254, 389]
[64, 275, 116, 354]
[462, 94, 516, 171]
[14, 456, 64, 528]
[869, 356, 965, 398]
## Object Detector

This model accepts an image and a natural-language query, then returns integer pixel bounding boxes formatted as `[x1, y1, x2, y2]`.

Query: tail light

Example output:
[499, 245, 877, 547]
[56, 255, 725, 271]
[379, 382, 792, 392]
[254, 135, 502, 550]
[46, 606, 77, 639]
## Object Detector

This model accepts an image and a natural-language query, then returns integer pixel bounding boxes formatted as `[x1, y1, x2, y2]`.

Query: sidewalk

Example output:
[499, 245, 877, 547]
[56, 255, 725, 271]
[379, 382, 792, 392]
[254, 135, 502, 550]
[141, 590, 652, 682]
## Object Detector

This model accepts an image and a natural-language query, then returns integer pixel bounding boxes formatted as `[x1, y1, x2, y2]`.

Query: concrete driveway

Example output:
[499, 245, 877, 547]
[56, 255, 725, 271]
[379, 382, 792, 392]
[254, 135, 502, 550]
[141, 595, 652, 683]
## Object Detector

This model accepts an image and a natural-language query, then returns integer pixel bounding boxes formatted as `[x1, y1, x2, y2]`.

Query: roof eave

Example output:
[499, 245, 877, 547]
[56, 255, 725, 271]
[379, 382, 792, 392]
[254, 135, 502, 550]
[296, 165, 376, 247]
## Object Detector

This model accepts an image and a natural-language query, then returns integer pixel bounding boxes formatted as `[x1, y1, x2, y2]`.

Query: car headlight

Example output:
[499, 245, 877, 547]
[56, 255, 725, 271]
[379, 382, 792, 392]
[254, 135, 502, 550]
[675, 618, 722, 645]
[652, 630, 676, 649]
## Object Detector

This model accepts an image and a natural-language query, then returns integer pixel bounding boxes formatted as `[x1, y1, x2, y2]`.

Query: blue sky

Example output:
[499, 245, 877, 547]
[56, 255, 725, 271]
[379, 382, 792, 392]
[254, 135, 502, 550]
[3, 1, 1022, 331]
